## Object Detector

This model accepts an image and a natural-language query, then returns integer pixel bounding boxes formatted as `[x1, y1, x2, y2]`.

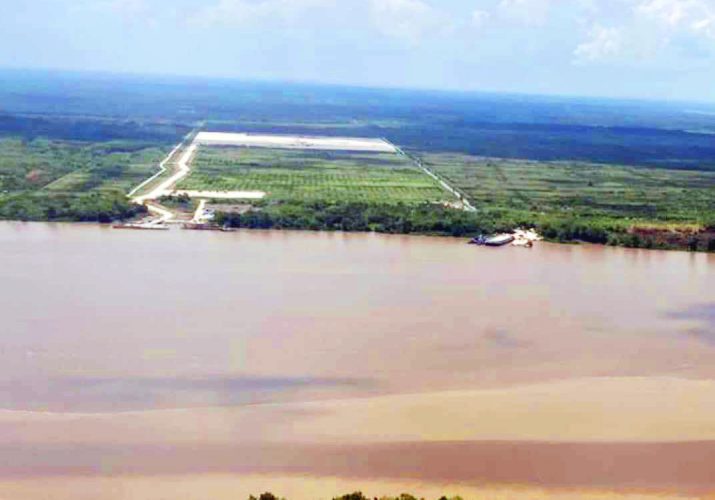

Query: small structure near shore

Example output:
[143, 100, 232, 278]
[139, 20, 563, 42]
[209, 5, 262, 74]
[512, 228, 542, 247]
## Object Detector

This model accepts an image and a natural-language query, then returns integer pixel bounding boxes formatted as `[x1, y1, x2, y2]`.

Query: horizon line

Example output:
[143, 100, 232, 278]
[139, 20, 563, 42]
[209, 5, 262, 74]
[1, 65, 714, 109]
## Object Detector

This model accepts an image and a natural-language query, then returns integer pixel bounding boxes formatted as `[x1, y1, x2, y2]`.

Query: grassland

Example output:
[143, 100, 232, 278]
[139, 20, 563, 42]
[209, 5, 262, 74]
[178, 147, 447, 204]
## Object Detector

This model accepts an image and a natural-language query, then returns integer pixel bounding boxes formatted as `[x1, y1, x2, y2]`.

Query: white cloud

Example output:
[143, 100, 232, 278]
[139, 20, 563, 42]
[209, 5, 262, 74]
[193, 0, 334, 28]
[571, 0, 715, 66]
[637, 0, 695, 26]
[471, 9, 490, 28]
[78, 0, 149, 17]
[636, 0, 715, 38]
[573, 24, 623, 62]
[693, 16, 715, 36]
[105, 0, 147, 15]
[498, 0, 553, 25]
[369, 0, 439, 44]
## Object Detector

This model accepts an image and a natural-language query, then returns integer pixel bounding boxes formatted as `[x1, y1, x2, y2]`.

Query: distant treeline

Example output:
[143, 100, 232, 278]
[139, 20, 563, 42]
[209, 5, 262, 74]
[3, 71, 715, 170]
[208, 122, 715, 171]
[0, 114, 189, 144]
[3, 70, 715, 131]
[250, 492, 463, 500]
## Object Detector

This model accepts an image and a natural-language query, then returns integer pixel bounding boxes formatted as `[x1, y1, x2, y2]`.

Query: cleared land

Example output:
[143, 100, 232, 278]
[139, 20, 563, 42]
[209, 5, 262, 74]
[195, 131, 397, 152]
[173, 190, 265, 199]
[423, 153, 715, 223]
[177, 147, 447, 204]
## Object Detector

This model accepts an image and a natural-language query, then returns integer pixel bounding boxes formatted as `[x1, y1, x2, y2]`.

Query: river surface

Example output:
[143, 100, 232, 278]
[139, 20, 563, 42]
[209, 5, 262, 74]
[1, 222, 715, 500]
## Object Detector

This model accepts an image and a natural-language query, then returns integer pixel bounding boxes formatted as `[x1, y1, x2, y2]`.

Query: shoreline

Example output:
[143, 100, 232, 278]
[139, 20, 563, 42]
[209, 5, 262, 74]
[0, 473, 702, 500]
[1, 218, 713, 256]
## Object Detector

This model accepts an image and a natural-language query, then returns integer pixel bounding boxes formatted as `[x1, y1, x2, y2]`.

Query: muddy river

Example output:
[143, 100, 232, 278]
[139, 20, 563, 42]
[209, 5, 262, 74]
[1, 222, 714, 499]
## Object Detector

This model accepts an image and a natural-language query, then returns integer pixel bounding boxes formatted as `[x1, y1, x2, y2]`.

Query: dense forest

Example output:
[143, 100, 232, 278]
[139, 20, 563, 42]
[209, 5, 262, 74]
[0, 191, 146, 222]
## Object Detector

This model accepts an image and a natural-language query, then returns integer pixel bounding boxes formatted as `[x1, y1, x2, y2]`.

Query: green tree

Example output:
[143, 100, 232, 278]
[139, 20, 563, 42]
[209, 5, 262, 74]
[333, 492, 369, 500]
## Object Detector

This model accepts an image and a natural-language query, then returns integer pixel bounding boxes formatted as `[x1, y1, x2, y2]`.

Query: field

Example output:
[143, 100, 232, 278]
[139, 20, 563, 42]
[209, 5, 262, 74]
[423, 153, 715, 223]
[177, 146, 447, 204]
[0, 111, 189, 222]
[0, 134, 170, 221]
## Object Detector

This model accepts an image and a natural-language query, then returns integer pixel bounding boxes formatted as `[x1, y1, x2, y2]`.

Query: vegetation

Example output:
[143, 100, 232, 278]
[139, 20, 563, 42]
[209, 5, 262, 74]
[215, 197, 715, 251]
[2, 73, 715, 250]
[158, 192, 196, 211]
[0, 134, 167, 222]
[216, 200, 503, 237]
[218, 121, 715, 171]
[178, 147, 446, 204]
[248, 492, 463, 500]
[12, 71, 713, 170]
[416, 153, 715, 251]
[0, 191, 146, 222]
[423, 153, 715, 222]
[0, 113, 189, 144]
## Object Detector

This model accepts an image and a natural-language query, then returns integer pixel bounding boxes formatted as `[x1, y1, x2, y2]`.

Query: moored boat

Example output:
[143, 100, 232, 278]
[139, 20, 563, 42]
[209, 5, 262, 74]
[484, 233, 515, 247]
[468, 235, 487, 245]
[112, 223, 169, 230]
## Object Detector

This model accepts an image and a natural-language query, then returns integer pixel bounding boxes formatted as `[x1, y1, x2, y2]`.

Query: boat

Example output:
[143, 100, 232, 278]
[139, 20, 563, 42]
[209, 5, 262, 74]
[182, 222, 222, 231]
[468, 235, 487, 245]
[484, 233, 515, 247]
[112, 223, 169, 231]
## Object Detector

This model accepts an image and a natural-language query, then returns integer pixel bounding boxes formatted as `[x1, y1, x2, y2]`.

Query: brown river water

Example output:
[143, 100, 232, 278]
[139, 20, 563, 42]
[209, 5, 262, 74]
[1, 222, 715, 499]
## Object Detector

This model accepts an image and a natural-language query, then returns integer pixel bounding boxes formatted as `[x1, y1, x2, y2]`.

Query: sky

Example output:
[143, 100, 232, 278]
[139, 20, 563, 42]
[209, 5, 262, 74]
[1, 0, 715, 101]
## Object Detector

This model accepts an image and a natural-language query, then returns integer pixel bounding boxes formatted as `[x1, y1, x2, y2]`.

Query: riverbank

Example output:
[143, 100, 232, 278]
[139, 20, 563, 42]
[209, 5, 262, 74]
[3, 126, 712, 252]
[2, 202, 714, 253]
[212, 200, 715, 253]
[0, 474, 701, 500]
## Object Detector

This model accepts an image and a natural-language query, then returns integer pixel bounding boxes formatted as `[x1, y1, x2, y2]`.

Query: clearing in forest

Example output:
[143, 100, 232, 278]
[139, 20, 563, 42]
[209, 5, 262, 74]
[176, 138, 447, 204]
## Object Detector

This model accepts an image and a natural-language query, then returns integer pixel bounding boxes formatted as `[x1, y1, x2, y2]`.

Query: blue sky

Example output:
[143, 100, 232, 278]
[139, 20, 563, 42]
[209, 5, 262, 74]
[2, 0, 715, 101]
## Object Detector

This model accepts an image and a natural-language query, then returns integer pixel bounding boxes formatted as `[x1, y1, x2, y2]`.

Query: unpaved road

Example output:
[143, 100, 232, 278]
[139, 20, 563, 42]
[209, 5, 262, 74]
[132, 143, 198, 221]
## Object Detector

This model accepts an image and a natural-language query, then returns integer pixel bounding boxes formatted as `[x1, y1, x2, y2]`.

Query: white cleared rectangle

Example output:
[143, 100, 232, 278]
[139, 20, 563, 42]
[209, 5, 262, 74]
[172, 190, 267, 200]
[195, 132, 397, 153]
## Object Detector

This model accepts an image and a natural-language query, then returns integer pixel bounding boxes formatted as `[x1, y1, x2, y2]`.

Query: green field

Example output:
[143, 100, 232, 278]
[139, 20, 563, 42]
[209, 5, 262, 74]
[422, 153, 715, 224]
[0, 138, 166, 193]
[0, 137, 166, 221]
[178, 147, 447, 204]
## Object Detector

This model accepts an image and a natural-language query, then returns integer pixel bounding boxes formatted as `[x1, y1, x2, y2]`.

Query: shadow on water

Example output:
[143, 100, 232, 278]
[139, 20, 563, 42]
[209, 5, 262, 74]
[3, 441, 715, 493]
[667, 303, 715, 344]
[0, 375, 374, 412]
